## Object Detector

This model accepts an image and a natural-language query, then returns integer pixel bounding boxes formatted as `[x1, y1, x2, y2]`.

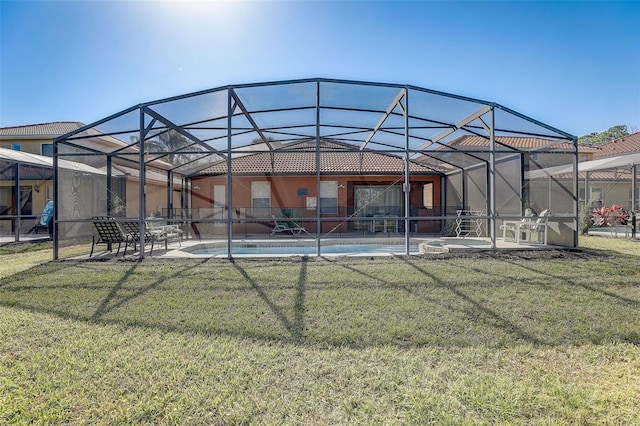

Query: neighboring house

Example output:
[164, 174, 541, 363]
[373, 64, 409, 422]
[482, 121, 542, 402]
[0, 121, 84, 220]
[581, 132, 640, 210]
[0, 123, 85, 231]
[0, 122, 182, 237]
[0, 122, 85, 157]
[436, 133, 640, 213]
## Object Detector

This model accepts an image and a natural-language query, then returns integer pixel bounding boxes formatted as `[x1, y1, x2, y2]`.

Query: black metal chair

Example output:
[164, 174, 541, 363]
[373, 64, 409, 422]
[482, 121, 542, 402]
[90, 216, 127, 258]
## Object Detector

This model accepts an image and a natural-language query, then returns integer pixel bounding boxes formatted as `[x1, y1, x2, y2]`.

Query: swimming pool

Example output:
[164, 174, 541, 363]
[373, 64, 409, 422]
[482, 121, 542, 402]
[181, 243, 419, 257]
[588, 226, 635, 238]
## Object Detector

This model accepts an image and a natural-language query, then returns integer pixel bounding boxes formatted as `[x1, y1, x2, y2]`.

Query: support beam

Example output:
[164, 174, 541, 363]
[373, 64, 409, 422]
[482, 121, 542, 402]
[489, 107, 496, 248]
[403, 90, 410, 255]
[13, 163, 19, 242]
[316, 81, 321, 256]
[53, 142, 58, 259]
[143, 106, 226, 160]
[138, 109, 146, 259]
[413, 104, 492, 151]
[361, 88, 406, 150]
[230, 89, 274, 150]
[631, 165, 637, 239]
[227, 89, 233, 258]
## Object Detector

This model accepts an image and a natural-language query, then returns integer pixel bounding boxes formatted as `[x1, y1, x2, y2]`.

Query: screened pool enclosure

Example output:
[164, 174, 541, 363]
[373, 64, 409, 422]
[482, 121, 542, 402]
[53, 78, 578, 258]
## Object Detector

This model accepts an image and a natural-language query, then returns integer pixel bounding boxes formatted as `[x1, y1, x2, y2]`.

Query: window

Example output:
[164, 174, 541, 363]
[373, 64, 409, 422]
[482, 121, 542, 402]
[629, 187, 640, 210]
[319, 181, 338, 214]
[0, 187, 12, 215]
[251, 181, 270, 216]
[41, 143, 53, 157]
[20, 186, 33, 215]
[423, 182, 433, 208]
[590, 187, 603, 205]
[11, 143, 21, 151]
[355, 185, 401, 217]
[213, 185, 226, 220]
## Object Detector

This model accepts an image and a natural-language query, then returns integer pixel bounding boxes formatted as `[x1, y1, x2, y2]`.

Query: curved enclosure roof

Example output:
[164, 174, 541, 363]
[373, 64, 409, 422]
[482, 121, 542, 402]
[55, 78, 576, 176]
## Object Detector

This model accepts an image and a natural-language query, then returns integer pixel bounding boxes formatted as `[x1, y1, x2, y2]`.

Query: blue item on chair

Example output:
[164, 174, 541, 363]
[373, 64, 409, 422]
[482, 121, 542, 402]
[40, 200, 53, 225]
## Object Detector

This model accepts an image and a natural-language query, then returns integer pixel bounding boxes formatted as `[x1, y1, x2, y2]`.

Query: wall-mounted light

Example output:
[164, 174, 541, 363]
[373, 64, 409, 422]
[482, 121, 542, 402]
[34, 184, 40, 193]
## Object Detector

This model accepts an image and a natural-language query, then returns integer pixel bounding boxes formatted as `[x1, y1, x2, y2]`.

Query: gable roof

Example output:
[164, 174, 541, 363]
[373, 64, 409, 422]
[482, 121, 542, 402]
[0, 122, 86, 138]
[593, 132, 640, 159]
[196, 140, 439, 176]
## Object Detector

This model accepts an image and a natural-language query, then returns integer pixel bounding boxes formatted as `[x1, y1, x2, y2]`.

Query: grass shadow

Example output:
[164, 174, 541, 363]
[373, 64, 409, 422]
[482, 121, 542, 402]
[2, 253, 639, 349]
[231, 259, 307, 342]
[401, 257, 549, 346]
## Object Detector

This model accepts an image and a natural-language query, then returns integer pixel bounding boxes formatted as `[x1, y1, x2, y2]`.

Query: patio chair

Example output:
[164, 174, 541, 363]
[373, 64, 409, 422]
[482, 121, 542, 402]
[271, 209, 309, 236]
[523, 209, 551, 244]
[90, 216, 128, 258]
[500, 208, 535, 242]
[145, 217, 183, 247]
[120, 220, 173, 256]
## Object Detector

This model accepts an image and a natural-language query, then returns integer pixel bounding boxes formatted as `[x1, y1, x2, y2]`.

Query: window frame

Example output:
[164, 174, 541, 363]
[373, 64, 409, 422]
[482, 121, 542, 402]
[41, 143, 54, 157]
[251, 181, 271, 216]
[319, 180, 338, 214]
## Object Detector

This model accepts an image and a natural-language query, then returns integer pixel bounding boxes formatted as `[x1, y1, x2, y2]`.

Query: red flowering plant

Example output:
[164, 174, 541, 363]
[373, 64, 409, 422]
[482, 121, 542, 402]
[591, 204, 630, 227]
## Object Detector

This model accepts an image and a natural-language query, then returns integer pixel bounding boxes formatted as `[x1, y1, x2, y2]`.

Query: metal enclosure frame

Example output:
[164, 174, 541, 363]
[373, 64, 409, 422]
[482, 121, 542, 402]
[52, 78, 578, 259]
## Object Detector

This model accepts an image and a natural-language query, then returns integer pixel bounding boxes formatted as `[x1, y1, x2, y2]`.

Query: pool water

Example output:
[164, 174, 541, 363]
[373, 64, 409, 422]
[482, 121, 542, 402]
[184, 243, 419, 256]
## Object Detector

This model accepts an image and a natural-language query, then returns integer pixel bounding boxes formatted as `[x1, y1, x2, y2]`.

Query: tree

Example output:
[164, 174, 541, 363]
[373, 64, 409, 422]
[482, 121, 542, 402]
[578, 125, 629, 146]
[145, 130, 196, 165]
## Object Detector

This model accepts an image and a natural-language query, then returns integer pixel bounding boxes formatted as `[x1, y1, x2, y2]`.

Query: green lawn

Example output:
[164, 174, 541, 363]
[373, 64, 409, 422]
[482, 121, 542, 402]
[1, 236, 639, 424]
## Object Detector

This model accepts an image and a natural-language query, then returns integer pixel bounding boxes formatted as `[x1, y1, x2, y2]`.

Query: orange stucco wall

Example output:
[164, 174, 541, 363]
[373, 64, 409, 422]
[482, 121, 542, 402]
[190, 174, 442, 235]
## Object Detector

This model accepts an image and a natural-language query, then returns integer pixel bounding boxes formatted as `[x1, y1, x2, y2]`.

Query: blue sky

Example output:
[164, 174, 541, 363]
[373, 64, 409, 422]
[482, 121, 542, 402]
[1, 0, 639, 137]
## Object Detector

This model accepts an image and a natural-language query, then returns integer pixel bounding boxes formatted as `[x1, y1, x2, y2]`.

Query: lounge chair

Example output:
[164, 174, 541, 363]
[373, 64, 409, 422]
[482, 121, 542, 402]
[145, 217, 183, 246]
[271, 210, 309, 236]
[90, 216, 128, 258]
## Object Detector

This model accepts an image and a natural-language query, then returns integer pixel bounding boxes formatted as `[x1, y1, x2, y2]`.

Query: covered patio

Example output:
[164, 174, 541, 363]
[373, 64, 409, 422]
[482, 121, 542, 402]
[53, 78, 578, 259]
[0, 147, 105, 244]
[531, 151, 640, 239]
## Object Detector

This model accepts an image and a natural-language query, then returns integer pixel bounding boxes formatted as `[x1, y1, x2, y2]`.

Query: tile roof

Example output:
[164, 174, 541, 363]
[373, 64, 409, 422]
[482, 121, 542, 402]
[443, 135, 578, 151]
[197, 140, 438, 175]
[593, 132, 640, 159]
[0, 122, 85, 137]
[578, 169, 636, 181]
